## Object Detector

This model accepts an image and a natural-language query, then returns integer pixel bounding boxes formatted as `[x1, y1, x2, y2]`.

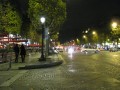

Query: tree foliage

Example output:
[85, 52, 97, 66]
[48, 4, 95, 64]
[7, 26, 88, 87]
[111, 23, 120, 41]
[26, 24, 42, 43]
[0, 0, 22, 34]
[111, 25, 120, 35]
[0, 0, 66, 43]
[0, 2, 2, 31]
[28, 0, 66, 39]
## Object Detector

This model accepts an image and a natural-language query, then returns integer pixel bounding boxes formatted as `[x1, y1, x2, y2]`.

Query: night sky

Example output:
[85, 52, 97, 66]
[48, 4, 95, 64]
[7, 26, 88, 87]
[59, 0, 120, 43]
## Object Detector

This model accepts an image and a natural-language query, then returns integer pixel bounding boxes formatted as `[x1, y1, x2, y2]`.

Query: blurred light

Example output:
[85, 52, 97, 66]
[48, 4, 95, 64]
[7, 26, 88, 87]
[68, 53, 73, 59]
[85, 30, 88, 33]
[83, 35, 86, 38]
[68, 47, 74, 54]
[92, 31, 96, 35]
[50, 39, 52, 41]
[40, 17, 45, 24]
[113, 55, 118, 57]
[112, 22, 117, 28]
[68, 69, 76, 72]
[9, 34, 13, 38]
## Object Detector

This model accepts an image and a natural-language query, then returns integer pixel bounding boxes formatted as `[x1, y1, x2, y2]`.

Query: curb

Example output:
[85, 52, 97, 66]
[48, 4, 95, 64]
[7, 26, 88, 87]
[18, 60, 63, 70]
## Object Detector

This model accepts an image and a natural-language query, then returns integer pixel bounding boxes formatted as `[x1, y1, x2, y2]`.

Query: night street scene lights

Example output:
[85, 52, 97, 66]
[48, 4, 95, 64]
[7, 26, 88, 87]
[83, 35, 87, 39]
[39, 17, 46, 61]
[111, 21, 120, 49]
[112, 22, 117, 28]
[92, 31, 96, 35]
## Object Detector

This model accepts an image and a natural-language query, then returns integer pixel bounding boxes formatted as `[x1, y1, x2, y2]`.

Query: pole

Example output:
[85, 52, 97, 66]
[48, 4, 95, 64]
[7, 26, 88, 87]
[48, 35, 50, 55]
[40, 24, 45, 61]
[7, 50, 13, 70]
[8, 35, 12, 70]
[9, 52, 12, 69]
[45, 28, 49, 57]
[117, 36, 118, 51]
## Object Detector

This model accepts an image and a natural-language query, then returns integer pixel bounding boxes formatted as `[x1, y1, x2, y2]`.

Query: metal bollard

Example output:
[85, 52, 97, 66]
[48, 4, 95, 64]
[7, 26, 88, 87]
[9, 56, 11, 69]
[8, 52, 12, 70]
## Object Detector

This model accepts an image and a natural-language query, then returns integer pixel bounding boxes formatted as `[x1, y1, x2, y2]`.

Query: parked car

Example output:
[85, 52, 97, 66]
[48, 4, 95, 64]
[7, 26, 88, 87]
[109, 48, 118, 52]
[56, 48, 63, 52]
[49, 48, 59, 54]
[81, 48, 100, 53]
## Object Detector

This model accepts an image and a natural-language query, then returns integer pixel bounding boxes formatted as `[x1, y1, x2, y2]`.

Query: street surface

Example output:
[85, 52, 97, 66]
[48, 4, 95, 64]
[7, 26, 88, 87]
[0, 51, 120, 90]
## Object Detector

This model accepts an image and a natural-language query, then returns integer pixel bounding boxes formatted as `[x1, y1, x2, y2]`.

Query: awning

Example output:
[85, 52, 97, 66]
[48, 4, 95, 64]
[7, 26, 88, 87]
[0, 40, 28, 42]
[28, 44, 41, 47]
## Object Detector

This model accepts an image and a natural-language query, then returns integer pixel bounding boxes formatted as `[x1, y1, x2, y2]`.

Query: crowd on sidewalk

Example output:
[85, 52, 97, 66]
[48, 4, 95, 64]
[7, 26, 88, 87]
[13, 44, 26, 63]
[0, 44, 64, 67]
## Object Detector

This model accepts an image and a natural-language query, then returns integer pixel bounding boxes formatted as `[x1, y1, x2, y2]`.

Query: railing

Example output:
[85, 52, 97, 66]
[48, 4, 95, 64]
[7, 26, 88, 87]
[0, 49, 14, 63]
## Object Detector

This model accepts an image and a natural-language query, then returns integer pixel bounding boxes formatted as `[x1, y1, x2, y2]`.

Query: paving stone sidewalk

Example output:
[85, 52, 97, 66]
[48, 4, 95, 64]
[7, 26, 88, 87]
[0, 52, 63, 87]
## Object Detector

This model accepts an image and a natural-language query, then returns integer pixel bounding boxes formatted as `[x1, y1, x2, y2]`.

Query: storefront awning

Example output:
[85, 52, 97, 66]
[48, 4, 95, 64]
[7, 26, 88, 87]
[28, 44, 41, 47]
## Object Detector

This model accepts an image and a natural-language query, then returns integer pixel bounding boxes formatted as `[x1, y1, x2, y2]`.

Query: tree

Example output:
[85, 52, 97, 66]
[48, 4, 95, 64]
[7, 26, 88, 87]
[76, 38, 80, 45]
[28, 0, 66, 41]
[26, 25, 42, 43]
[0, 1, 2, 31]
[111, 21, 120, 47]
[0, 0, 22, 34]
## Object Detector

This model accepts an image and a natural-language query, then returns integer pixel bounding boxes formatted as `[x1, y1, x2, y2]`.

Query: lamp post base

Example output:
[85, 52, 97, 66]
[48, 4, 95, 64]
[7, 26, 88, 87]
[39, 58, 46, 61]
[39, 55, 46, 61]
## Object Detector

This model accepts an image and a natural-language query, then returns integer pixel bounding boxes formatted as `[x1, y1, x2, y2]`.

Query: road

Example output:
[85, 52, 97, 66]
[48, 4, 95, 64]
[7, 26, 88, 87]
[1, 51, 120, 90]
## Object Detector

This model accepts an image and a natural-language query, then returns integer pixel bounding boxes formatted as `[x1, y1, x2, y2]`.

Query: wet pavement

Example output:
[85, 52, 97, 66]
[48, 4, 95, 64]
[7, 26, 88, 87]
[0, 51, 120, 90]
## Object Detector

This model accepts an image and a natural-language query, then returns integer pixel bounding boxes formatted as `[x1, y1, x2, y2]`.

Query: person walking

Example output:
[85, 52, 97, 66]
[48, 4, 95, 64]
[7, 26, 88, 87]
[20, 44, 26, 63]
[13, 44, 19, 63]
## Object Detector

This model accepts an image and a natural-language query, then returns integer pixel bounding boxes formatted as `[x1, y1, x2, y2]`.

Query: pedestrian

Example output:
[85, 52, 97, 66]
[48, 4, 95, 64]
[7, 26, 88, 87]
[20, 44, 26, 63]
[13, 44, 19, 63]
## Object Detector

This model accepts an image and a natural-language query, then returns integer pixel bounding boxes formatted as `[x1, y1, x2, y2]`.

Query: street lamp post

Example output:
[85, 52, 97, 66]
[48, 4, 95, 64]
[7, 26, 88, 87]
[40, 17, 46, 61]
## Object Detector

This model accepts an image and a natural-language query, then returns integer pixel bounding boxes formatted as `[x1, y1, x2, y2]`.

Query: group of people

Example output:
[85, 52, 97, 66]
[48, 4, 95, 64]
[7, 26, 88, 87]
[13, 44, 26, 63]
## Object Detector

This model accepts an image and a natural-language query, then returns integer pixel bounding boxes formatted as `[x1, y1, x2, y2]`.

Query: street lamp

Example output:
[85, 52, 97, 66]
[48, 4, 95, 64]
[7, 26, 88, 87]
[83, 35, 86, 39]
[83, 35, 87, 44]
[92, 31, 96, 35]
[112, 22, 117, 28]
[40, 17, 46, 61]
[92, 31, 98, 47]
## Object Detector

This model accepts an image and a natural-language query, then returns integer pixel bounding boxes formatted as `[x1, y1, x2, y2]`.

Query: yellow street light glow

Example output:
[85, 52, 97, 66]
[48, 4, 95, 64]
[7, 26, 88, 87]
[92, 31, 96, 35]
[83, 35, 86, 38]
[85, 30, 88, 33]
[112, 22, 117, 28]
[77, 38, 79, 41]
